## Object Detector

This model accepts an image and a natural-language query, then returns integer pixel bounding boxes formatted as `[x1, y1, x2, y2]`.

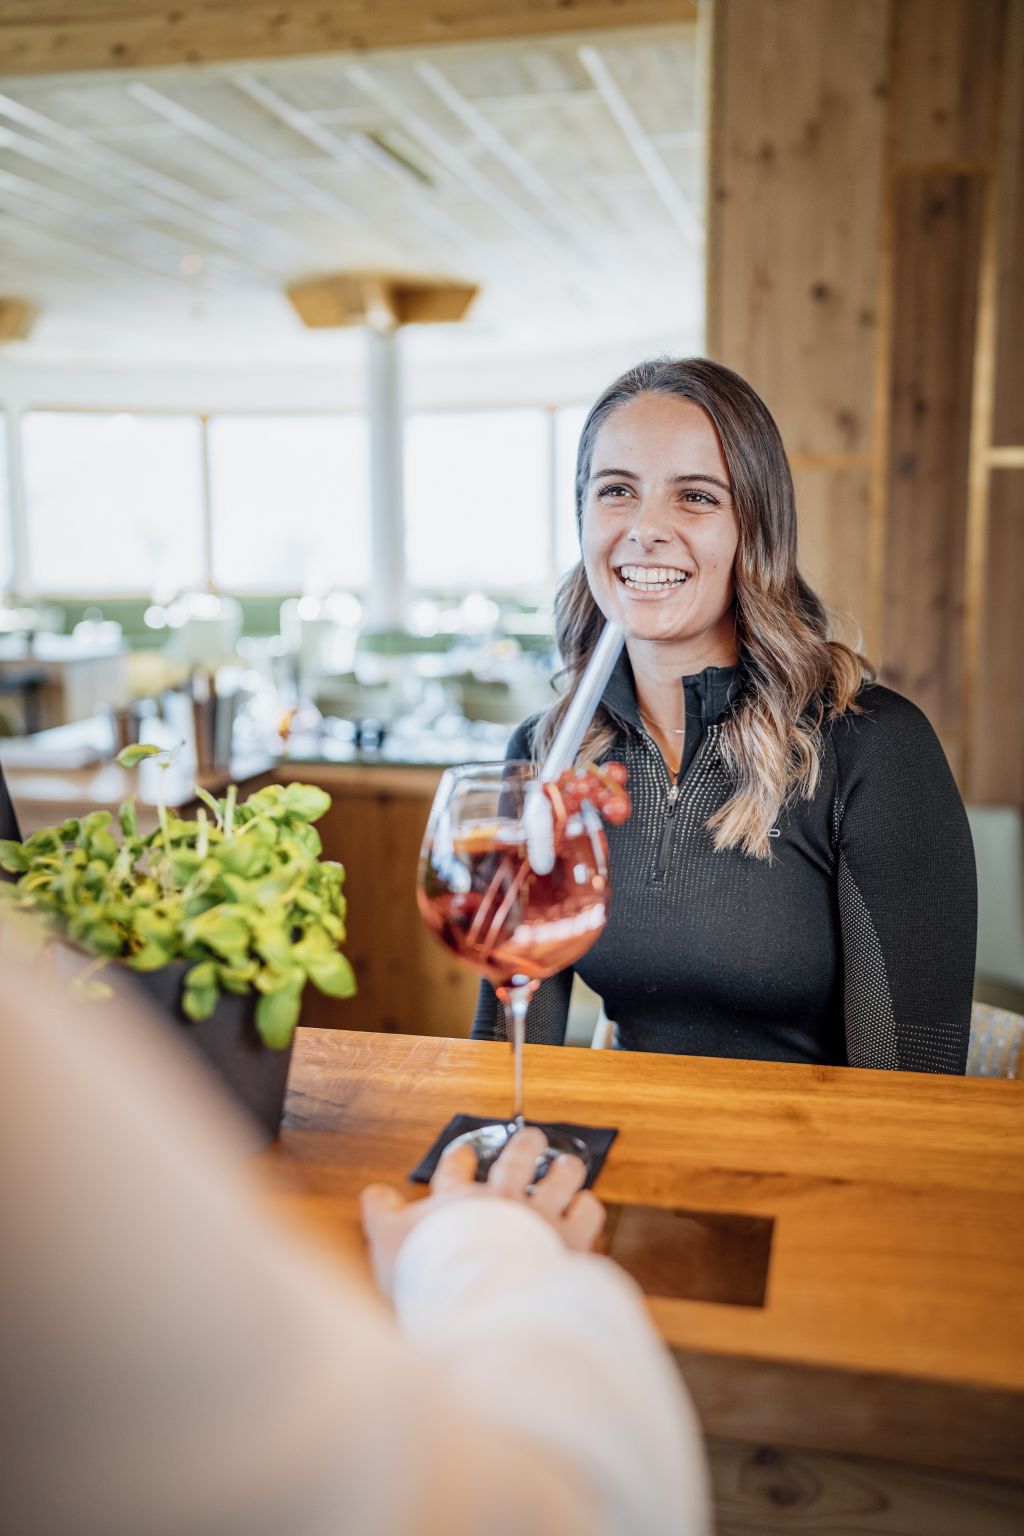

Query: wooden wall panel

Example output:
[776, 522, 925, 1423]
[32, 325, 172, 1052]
[881, 173, 983, 760]
[993, 0, 1024, 446]
[970, 472, 1024, 804]
[285, 765, 480, 1039]
[891, 0, 1005, 166]
[791, 465, 872, 650]
[707, 0, 888, 457]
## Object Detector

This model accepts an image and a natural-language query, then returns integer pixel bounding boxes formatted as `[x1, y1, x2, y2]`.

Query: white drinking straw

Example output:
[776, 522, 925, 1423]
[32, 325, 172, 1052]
[525, 620, 625, 875]
[539, 619, 626, 781]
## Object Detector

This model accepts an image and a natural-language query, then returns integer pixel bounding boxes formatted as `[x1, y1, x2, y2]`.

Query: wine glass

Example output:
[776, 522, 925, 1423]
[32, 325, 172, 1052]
[416, 760, 609, 1175]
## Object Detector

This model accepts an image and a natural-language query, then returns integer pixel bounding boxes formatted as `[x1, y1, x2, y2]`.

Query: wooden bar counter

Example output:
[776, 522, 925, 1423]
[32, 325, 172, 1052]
[266, 1028, 1024, 1531]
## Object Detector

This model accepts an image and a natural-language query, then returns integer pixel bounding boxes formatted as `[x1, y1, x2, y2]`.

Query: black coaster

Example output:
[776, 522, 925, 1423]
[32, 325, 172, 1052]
[409, 1113, 618, 1189]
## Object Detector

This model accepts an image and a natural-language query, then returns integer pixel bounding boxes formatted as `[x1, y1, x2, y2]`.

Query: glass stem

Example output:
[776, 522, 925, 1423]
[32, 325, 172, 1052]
[503, 981, 532, 1129]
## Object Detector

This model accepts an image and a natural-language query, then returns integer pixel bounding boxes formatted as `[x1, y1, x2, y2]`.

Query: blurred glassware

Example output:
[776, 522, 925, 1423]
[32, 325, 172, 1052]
[164, 593, 243, 669]
[71, 617, 123, 651]
[109, 700, 153, 754]
[189, 667, 243, 773]
[279, 591, 363, 686]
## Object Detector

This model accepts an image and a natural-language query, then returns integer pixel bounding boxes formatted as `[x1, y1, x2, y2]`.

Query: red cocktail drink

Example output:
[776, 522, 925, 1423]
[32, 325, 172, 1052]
[417, 818, 607, 990]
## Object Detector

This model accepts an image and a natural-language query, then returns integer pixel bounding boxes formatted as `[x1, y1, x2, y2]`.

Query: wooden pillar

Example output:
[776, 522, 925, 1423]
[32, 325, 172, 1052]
[707, 0, 889, 651]
[708, 0, 1024, 805]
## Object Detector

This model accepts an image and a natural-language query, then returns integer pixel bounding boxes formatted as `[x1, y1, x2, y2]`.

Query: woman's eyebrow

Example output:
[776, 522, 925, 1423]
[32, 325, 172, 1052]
[590, 468, 733, 492]
[671, 473, 732, 493]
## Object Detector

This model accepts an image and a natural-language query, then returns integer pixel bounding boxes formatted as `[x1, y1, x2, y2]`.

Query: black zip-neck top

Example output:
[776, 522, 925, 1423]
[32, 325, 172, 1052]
[472, 653, 976, 1072]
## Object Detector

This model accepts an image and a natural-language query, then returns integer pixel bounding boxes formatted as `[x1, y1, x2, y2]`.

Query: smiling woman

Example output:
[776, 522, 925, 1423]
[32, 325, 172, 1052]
[473, 357, 977, 1075]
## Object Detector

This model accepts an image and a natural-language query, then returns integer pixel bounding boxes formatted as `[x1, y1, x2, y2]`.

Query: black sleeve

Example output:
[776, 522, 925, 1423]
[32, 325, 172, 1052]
[467, 714, 574, 1045]
[833, 689, 976, 1074]
[0, 761, 21, 843]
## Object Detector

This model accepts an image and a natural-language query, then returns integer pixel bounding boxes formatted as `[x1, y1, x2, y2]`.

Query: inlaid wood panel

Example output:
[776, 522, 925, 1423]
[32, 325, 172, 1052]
[891, 0, 1006, 167]
[791, 466, 873, 652]
[707, 0, 888, 457]
[970, 471, 1024, 804]
[880, 172, 983, 760]
[993, 0, 1024, 446]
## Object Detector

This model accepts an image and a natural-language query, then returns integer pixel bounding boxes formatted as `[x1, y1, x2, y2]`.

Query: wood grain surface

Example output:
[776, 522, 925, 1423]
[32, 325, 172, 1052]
[881, 170, 983, 772]
[709, 0, 1024, 811]
[970, 471, 1024, 805]
[0, 0, 698, 76]
[707, 0, 888, 459]
[265, 1028, 1024, 1483]
[993, 0, 1024, 447]
[891, 0, 1003, 167]
[707, 1437, 1024, 1534]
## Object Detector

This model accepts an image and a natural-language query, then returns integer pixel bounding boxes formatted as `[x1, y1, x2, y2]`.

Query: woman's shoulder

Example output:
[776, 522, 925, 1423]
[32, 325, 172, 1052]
[828, 681, 952, 776]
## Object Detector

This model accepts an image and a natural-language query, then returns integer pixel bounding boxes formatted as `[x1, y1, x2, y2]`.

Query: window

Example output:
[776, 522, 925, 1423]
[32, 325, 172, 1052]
[404, 410, 550, 591]
[208, 415, 370, 592]
[554, 404, 589, 578]
[23, 413, 204, 594]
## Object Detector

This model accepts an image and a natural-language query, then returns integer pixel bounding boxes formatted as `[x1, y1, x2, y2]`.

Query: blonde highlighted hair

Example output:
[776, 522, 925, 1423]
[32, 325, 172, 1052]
[533, 358, 873, 860]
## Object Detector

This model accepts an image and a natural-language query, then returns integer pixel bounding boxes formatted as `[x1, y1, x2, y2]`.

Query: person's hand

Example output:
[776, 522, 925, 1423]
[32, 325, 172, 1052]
[361, 1125, 605, 1295]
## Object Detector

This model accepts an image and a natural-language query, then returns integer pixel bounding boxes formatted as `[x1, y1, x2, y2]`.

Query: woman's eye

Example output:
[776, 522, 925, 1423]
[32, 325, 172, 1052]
[681, 490, 717, 506]
[596, 483, 632, 500]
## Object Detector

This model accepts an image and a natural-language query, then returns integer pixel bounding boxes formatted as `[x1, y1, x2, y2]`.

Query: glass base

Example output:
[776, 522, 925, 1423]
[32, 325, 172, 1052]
[449, 1119, 590, 1182]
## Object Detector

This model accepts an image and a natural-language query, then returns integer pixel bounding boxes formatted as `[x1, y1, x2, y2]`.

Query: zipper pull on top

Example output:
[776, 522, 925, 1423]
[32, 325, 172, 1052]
[666, 783, 680, 809]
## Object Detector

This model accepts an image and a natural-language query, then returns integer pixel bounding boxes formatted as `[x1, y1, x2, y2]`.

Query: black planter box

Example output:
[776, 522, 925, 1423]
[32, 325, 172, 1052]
[132, 962, 293, 1146]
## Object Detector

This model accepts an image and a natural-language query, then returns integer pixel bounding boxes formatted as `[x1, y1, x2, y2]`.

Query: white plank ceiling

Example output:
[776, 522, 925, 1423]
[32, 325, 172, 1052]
[0, 23, 703, 367]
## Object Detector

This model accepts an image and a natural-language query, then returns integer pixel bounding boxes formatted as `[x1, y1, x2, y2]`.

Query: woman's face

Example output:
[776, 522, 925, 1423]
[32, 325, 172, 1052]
[580, 393, 741, 655]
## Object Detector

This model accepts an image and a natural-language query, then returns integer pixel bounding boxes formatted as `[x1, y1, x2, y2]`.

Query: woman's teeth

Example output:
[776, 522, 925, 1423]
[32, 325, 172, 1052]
[618, 565, 690, 591]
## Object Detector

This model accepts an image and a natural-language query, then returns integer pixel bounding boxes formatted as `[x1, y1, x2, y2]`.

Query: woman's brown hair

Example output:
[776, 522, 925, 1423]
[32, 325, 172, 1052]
[533, 357, 872, 859]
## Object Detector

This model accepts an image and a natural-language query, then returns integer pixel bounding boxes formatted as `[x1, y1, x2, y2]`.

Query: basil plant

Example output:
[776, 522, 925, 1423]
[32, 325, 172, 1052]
[0, 748, 354, 1047]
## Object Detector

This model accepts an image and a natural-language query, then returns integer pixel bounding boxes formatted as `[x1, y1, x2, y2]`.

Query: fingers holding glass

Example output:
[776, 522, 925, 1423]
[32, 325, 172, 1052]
[431, 1138, 481, 1195]
[487, 1125, 549, 1198]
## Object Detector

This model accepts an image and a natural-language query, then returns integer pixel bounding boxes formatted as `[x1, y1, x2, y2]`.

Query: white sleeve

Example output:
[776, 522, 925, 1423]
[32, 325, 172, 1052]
[393, 1199, 711, 1536]
[0, 944, 710, 1536]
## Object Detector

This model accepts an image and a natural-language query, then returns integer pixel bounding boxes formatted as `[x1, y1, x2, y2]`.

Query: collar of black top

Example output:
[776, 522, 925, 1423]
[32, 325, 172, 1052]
[601, 648, 745, 734]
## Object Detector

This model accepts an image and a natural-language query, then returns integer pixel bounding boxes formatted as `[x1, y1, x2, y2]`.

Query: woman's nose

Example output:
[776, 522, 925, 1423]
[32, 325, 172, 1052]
[627, 498, 672, 547]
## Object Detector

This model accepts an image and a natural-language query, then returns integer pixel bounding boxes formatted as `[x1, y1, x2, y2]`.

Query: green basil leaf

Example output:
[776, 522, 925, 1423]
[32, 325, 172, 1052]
[90, 831, 119, 865]
[126, 939, 171, 971]
[182, 983, 219, 1021]
[183, 909, 249, 960]
[278, 784, 331, 823]
[117, 743, 163, 768]
[215, 839, 267, 878]
[255, 983, 302, 1048]
[305, 949, 357, 999]
[0, 840, 28, 873]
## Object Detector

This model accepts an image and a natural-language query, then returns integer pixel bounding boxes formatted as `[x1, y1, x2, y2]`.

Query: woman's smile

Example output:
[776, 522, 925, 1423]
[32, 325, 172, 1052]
[614, 562, 693, 598]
